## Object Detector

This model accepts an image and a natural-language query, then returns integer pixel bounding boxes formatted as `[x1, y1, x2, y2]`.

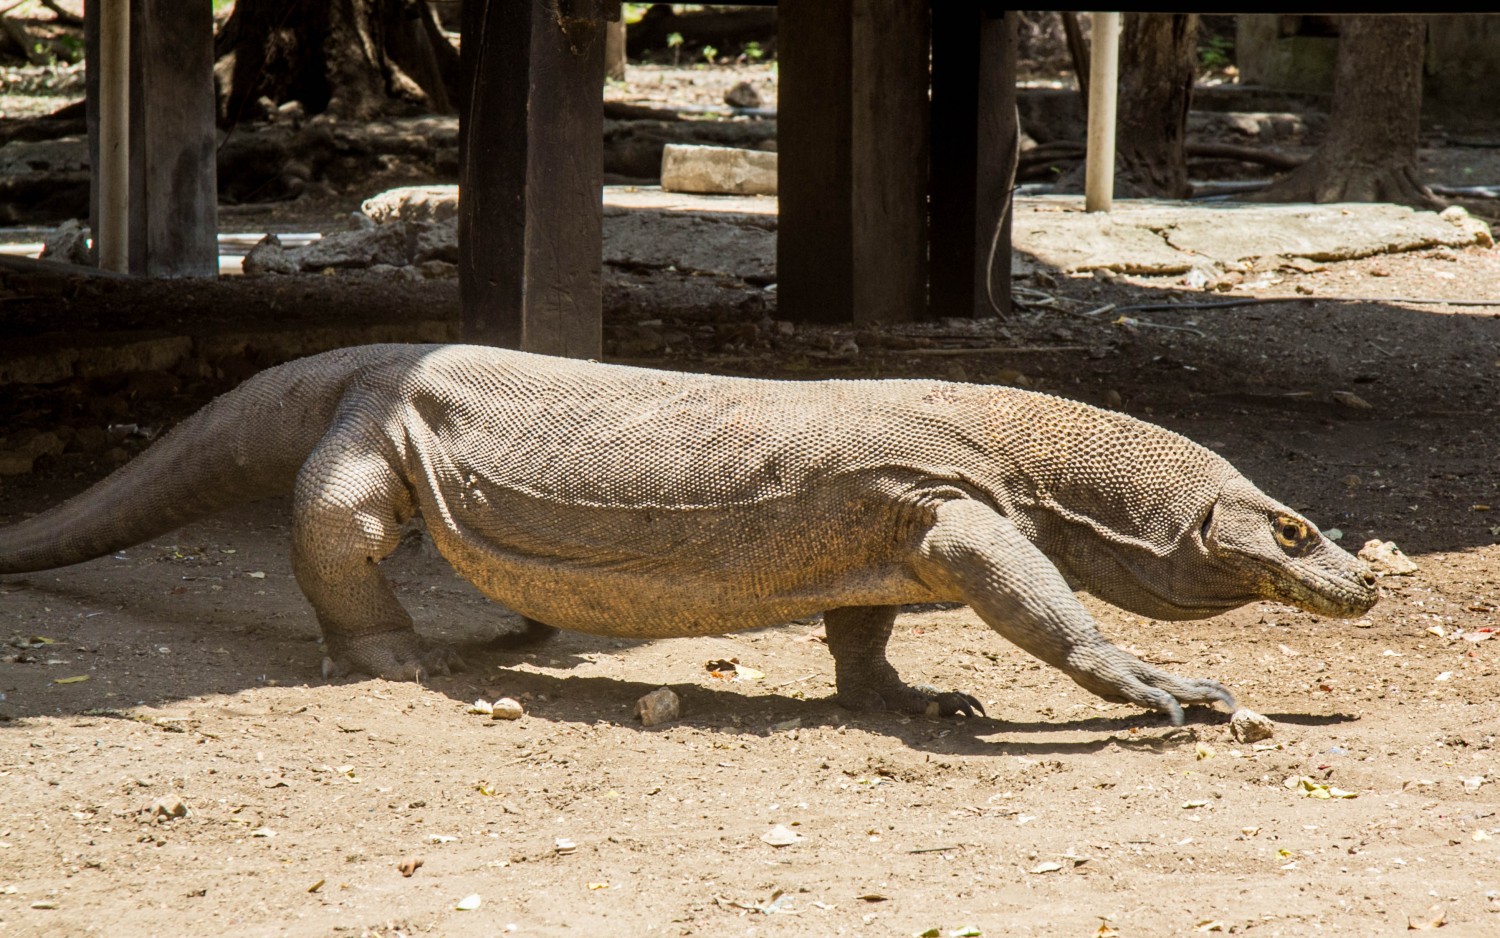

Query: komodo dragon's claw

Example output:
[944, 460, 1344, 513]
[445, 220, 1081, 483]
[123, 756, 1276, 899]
[935, 692, 986, 718]
[321, 631, 466, 683]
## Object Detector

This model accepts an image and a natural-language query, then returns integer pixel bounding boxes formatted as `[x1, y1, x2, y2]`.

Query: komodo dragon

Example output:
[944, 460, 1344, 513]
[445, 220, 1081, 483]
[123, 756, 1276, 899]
[0, 344, 1377, 723]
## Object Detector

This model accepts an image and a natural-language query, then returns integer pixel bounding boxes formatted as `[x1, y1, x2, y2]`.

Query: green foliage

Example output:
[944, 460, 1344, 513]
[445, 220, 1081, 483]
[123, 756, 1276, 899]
[701, 44, 717, 65]
[1199, 34, 1234, 70]
[742, 41, 764, 62]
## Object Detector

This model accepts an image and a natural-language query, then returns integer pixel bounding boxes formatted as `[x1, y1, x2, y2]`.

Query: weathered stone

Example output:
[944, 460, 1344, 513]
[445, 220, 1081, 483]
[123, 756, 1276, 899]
[724, 80, 762, 109]
[1358, 539, 1419, 576]
[1229, 707, 1276, 743]
[407, 221, 458, 265]
[660, 144, 778, 196]
[290, 225, 409, 271]
[634, 686, 681, 727]
[242, 234, 299, 276]
[489, 698, 525, 721]
[361, 186, 460, 226]
[38, 218, 91, 265]
[145, 793, 189, 820]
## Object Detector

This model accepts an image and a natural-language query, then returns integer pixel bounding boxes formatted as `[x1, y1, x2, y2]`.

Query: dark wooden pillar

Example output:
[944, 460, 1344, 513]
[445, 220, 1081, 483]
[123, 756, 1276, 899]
[86, 0, 218, 277]
[459, 0, 607, 357]
[930, 4, 1017, 318]
[778, 0, 930, 324]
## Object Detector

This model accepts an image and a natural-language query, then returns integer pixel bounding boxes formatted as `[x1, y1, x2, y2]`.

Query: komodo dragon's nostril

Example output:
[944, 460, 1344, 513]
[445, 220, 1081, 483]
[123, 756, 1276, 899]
[1360, 570, 1377, 588]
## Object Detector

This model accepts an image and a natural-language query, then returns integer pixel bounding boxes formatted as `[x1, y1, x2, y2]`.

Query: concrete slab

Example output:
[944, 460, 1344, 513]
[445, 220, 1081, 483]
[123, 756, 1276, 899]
[1012, 196, 1494, 276]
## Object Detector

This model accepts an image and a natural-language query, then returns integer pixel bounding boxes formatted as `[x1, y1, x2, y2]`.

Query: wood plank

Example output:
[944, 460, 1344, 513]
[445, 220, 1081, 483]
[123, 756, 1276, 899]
[459, 0, 606, 356]
[930, 4, 1016, 318]
[779, 0, 929, 324]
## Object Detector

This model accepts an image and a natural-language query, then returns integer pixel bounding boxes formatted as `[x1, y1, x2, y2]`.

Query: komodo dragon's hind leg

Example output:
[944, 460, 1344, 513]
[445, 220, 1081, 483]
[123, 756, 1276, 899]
[291, 439, 465, 681]
[912, 499, 1235, 725]
[824, 606, 986, 718]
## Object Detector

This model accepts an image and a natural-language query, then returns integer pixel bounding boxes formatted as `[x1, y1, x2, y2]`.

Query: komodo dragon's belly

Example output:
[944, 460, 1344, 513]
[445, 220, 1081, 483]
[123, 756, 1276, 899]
[390, 355, 971, 636]
[422, 485, 935, 639]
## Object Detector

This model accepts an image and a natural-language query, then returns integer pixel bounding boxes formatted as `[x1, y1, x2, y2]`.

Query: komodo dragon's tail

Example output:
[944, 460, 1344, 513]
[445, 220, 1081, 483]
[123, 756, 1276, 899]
[0, 346, 386, 575]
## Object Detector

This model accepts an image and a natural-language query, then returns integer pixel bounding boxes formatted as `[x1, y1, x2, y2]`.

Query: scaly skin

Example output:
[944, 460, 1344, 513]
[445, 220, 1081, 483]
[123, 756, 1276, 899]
[0, 345, 1378, 723]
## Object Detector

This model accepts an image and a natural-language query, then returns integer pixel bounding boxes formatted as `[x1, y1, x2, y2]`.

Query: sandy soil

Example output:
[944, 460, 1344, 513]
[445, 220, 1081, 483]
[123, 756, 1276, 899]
[2, 67, 1500, 938]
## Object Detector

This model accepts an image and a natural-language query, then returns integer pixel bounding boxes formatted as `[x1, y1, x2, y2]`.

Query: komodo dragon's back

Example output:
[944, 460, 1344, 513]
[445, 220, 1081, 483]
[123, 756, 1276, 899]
[0, 344, 1378, 725]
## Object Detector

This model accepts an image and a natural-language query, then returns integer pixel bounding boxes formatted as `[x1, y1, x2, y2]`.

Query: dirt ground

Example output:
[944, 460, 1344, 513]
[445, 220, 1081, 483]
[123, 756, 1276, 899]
[4, 65, 1500, 938]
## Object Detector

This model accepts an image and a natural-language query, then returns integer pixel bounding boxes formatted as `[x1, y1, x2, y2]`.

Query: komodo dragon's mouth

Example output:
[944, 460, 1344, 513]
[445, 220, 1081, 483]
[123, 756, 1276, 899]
[1254, 554, 1378, 618]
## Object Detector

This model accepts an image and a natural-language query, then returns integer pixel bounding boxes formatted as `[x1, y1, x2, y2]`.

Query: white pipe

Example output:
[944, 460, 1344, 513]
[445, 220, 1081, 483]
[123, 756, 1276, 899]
[1084, 11, 1120, 214]
[98, 0, 129, 272]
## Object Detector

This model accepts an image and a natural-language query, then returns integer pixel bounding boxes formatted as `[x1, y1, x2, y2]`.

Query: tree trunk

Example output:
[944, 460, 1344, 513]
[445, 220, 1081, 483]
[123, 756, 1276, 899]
[1113, 12, 1197, 198]
[214, 0, 461, 126]
[1254, 16, 1440, 209]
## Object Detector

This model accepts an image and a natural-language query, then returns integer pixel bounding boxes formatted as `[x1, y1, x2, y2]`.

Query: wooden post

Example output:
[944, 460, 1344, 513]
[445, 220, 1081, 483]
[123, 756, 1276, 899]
[131, 0, 218, 276]
[930, 4, 1017, 318]
[459, 0, 607, 357]
[86, 0, 218, 277]
[778, 0, 929, 324]
[1085, 11, 1121, 213]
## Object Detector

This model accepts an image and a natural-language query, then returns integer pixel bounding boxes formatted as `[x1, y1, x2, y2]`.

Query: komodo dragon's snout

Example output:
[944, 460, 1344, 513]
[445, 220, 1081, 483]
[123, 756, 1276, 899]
[1199, 479, 1377, 618]
[0, 344, 1386, 729]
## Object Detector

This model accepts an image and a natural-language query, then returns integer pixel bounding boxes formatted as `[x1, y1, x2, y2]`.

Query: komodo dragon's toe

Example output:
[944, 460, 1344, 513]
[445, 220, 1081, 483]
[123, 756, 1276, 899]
[321, 630, 466, 683]
[838, 682, 987, 719]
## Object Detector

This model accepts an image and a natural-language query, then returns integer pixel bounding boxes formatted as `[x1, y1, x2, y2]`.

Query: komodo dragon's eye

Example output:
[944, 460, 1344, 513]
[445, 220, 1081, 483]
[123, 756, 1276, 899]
[1272, 514, 1311, 550]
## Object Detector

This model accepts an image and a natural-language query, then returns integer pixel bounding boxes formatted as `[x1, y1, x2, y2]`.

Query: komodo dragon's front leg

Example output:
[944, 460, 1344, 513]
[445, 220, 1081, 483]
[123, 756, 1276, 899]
[291, 434, 465, 681]
[911, 499, 1235, 724]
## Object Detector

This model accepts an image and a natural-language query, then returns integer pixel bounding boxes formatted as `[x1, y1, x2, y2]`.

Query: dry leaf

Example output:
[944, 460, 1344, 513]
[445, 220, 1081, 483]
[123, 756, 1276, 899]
[397, 857, 424, 877]
[1407, 904, 1446, 930]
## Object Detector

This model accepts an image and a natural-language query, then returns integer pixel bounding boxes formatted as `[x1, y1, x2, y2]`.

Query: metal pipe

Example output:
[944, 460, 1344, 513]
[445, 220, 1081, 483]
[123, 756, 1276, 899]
[98, 0, 129, 272]
[1084, 11, 1120, 214]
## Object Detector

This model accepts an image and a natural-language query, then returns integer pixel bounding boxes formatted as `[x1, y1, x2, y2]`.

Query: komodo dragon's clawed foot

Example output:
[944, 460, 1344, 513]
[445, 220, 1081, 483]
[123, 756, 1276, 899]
[836, 682, 987, 719]
[1070, 648, 1236, 725]
[321, 630, 467, 682]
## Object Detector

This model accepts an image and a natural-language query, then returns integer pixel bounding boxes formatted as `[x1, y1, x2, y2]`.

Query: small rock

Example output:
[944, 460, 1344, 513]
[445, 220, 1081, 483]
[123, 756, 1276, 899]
[1358, 539, 1419, 576]
[759, 824, 803, 847]
[1229, 708, 1275, 743]
[242, 233, 299, 276]
[634, 686, 681, 727]
[724, 80, 762, 109]
[490, 697, 524, 721]
[146, 794, 189, 820]
[39, 219, 92, 266]
[660, 143, 777, 196]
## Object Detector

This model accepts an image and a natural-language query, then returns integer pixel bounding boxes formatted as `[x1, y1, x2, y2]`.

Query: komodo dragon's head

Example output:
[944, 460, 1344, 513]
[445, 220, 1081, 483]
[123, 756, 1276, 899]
[1052, 473, 1379, 622]
[998, 393, 1381, 623]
